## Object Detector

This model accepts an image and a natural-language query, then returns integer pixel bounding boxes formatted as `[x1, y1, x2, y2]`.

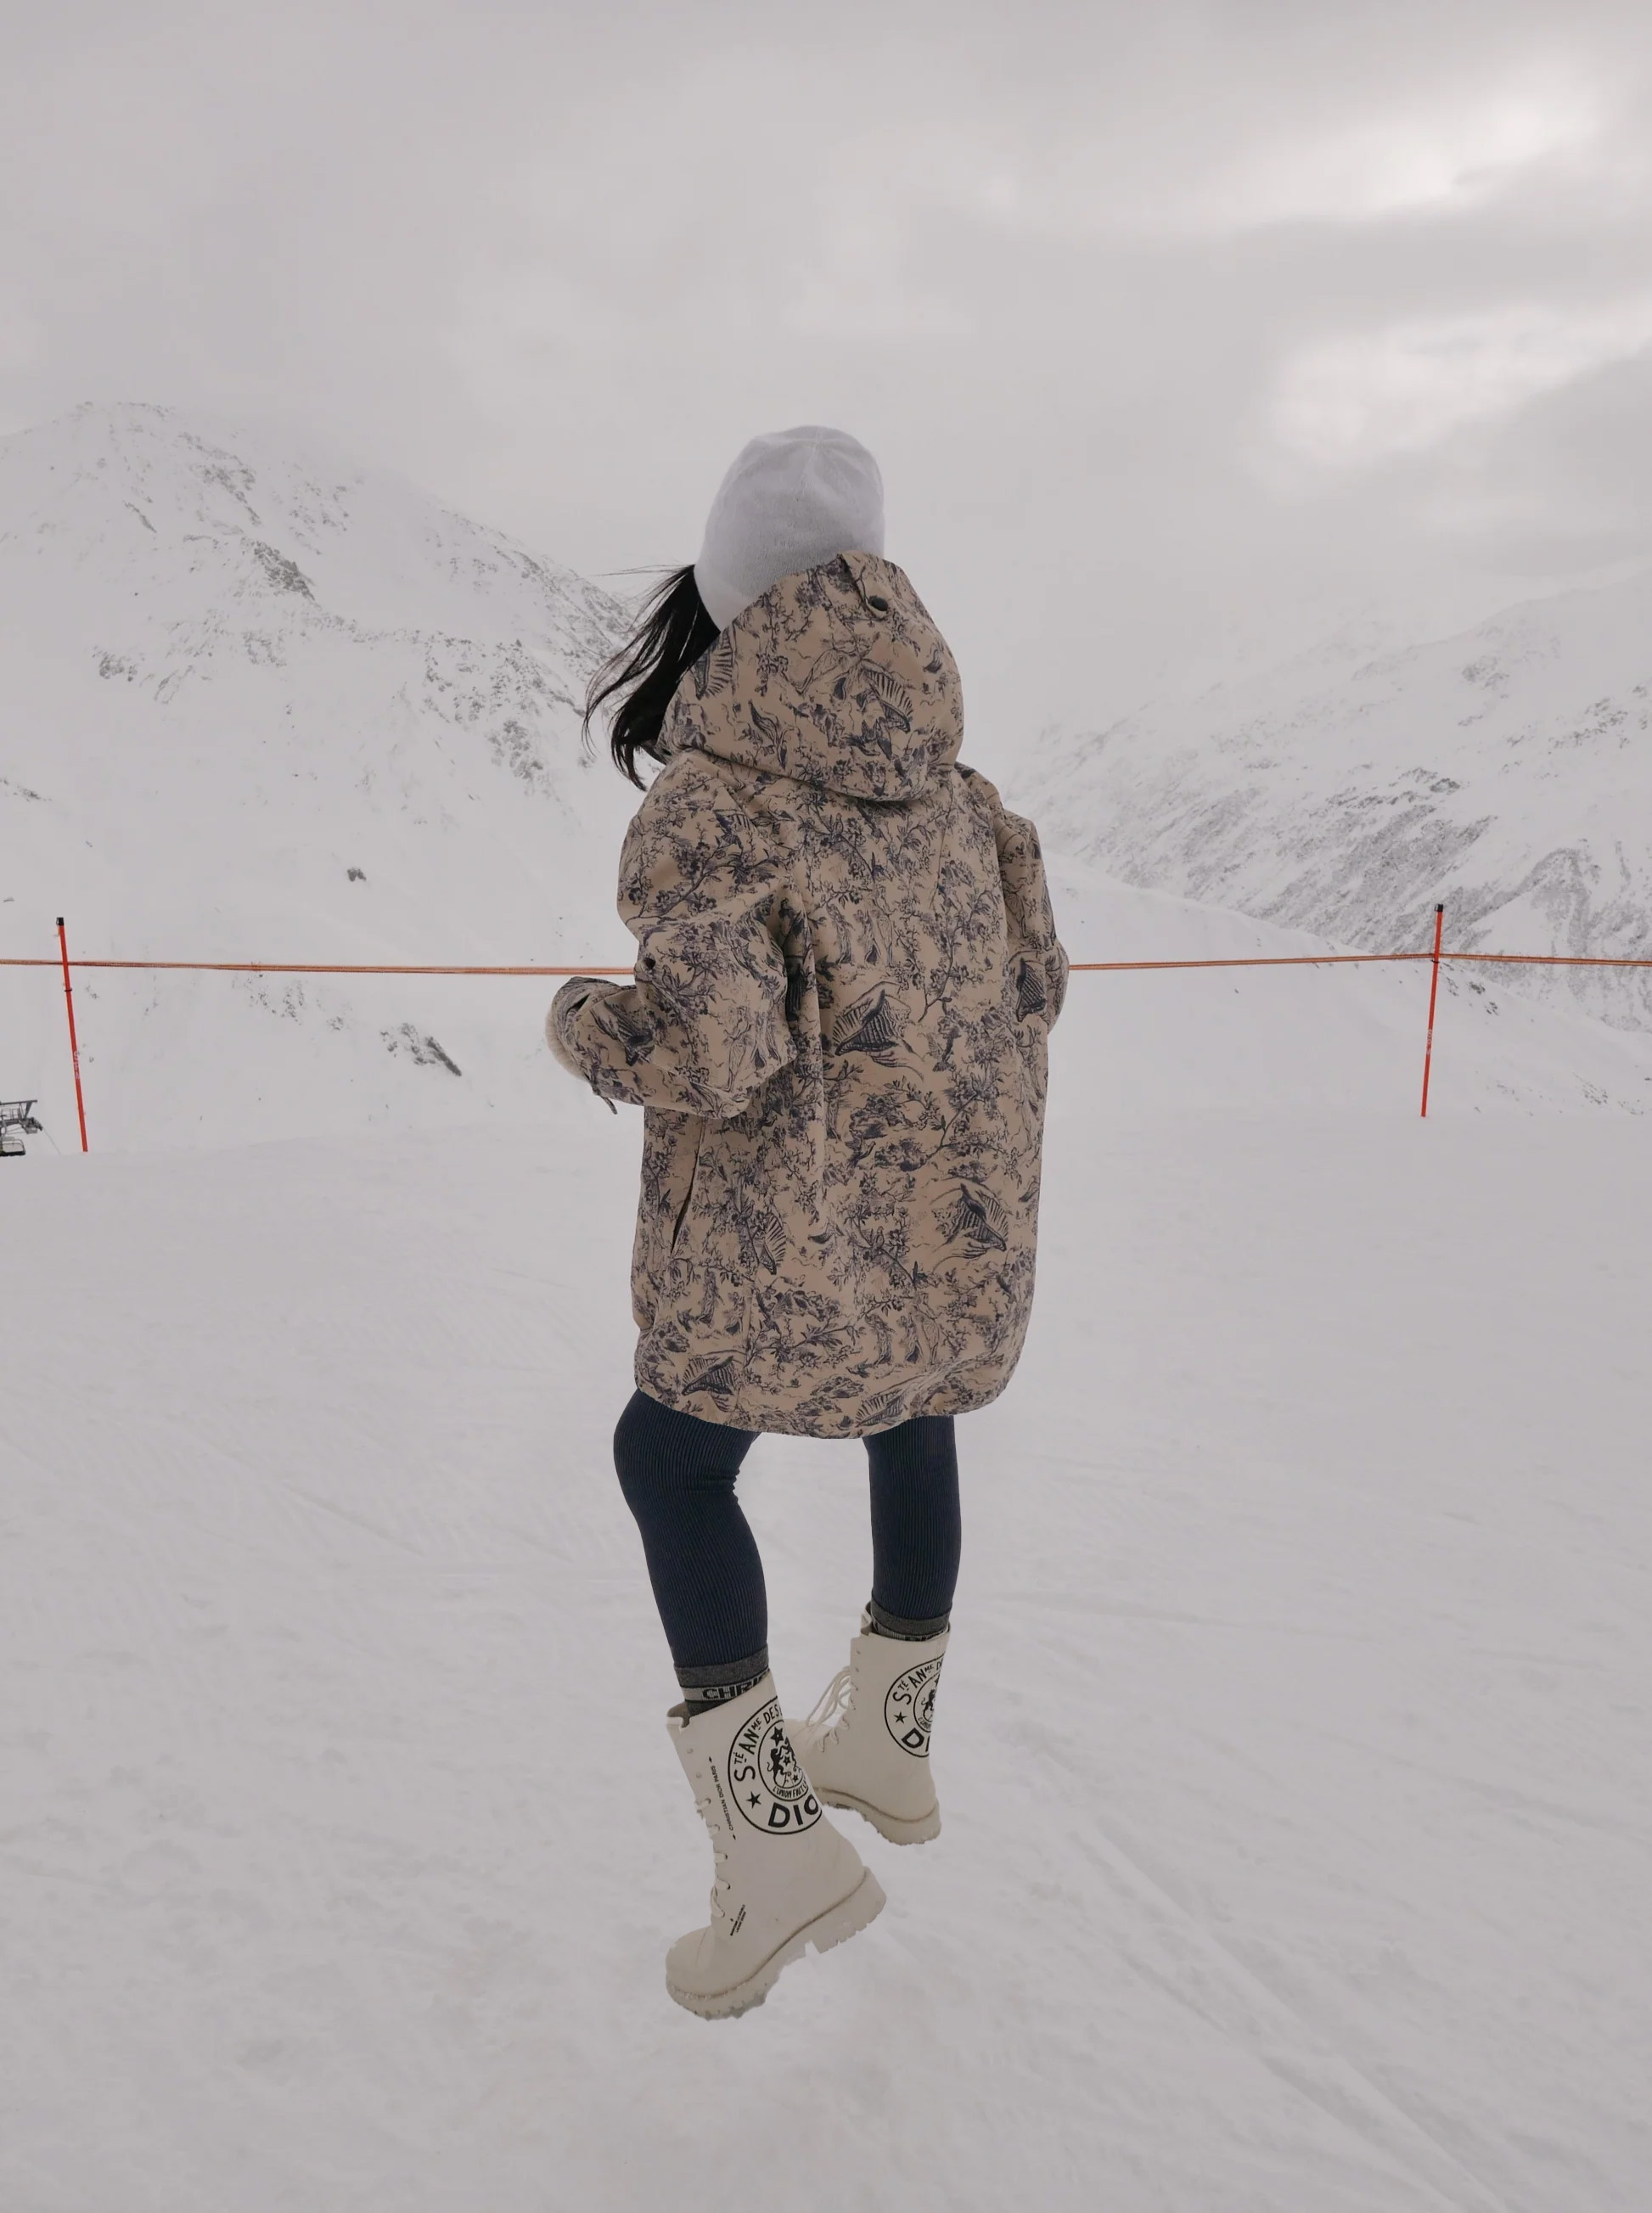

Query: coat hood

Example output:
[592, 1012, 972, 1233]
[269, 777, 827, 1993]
[659, 552, 963, 803]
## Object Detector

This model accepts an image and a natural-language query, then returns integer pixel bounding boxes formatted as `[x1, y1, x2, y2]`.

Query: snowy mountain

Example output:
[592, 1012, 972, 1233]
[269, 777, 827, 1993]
[4, 402, 1649, 1156]
[0, 402, 636, 1147]
[1012, 570, 1652, 1032]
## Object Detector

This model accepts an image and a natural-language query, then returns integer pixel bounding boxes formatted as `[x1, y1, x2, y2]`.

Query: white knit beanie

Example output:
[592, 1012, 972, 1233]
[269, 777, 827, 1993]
[694, 425, 885, 631]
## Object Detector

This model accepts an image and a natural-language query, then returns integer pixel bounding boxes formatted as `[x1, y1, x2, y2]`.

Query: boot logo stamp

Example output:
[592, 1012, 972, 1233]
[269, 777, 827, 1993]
[885, 1656, 942, 1758]
[728, 1697, 822, 1834]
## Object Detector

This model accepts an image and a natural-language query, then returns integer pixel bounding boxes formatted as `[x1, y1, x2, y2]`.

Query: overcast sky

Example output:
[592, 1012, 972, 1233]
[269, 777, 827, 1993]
[5, 0, 1652, 761]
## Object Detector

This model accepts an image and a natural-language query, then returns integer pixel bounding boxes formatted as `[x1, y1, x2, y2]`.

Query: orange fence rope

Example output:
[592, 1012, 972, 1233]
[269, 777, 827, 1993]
[10, 926, 1652, 1154]
[0, 959, 632, 975]
[4, 952, 1652, 975]
[1070, 952, 1652, 971]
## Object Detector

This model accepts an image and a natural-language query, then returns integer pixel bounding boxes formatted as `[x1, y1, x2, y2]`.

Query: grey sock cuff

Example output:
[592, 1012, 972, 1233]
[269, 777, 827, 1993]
[675, 1646, 770, 1694]
[867, 1599, 950, 1641]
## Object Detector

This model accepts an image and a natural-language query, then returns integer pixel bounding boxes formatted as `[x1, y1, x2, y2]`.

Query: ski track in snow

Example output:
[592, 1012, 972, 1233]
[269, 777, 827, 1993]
[3, 1039, 1649, 2210]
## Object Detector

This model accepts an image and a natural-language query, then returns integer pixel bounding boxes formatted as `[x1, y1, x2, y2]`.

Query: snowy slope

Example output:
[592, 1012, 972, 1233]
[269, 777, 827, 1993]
[3, 1093, 1649, 2210]
[0, 403, 634, 1146]
[11, 841, 1652, 1160]
[1045, 862, 1652, 1118]
[1014, 570, 1652, 1032]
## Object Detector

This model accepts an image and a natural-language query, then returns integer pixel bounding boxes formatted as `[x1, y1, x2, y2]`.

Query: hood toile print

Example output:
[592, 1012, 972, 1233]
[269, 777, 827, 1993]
[548, 551, 1069, 1437]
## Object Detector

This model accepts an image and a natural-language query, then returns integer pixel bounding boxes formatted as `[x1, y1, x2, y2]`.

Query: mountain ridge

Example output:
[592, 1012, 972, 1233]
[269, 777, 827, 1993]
[1012, 562, 1652, 1031]
[0, 401, 638, 1146]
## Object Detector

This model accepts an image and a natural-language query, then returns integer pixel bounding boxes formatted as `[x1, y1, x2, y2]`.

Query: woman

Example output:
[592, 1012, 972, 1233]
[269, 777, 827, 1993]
[548, 426, 1067, 2018]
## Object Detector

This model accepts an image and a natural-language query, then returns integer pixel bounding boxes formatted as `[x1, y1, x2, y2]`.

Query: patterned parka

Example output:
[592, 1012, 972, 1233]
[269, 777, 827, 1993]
[548, 552, 1068, 1437]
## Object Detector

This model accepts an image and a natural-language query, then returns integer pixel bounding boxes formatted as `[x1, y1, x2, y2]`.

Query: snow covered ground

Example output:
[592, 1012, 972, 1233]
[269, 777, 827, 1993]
[5, 402, 1650, 2206]
[10, 855, 1652, 1163]
[4, 1001, 1649, 2209]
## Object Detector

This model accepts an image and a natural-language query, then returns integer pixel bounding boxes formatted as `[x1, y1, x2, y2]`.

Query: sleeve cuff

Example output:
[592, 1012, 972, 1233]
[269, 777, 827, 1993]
[546, 977, 615, 1081]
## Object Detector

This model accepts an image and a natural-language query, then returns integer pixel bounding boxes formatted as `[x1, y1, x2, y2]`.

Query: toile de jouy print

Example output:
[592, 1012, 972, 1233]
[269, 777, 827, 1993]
[549, 550, 1068, 1437]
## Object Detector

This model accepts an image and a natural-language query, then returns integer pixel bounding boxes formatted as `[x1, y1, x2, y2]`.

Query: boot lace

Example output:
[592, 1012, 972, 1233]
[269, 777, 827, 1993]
[802, 1664, 853, 1741]
[695, 1784, 735, 1927]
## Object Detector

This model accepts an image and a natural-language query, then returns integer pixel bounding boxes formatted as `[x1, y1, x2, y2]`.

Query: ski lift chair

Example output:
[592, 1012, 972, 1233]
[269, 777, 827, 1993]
[0, 1099, 41, 1159]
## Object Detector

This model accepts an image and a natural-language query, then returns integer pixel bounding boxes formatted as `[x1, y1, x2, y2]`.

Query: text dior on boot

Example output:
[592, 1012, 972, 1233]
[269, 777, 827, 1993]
[665, 1674, 885, 2018]
[790, 1615, 948, 1845]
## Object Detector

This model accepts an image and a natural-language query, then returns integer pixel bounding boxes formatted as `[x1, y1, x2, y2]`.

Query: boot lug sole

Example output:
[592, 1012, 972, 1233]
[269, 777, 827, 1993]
[665, 1867, 886, 2019]
[817, 1786, 941, 1845]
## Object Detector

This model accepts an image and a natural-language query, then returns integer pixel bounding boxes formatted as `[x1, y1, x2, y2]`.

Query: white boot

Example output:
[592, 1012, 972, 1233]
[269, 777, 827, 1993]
[665, 1674, 885, 2019]
[789, 1616, 948, 1845]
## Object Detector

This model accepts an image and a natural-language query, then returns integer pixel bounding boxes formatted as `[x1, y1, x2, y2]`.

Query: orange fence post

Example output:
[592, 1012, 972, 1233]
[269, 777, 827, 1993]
[1419, 903, 1445, 1119]
[56, 917, 90, 1153]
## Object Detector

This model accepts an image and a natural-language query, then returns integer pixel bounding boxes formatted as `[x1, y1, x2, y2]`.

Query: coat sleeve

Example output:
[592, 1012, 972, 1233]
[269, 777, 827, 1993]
[990, 795, 1070, 1028]
[545, 755, 795, 1116]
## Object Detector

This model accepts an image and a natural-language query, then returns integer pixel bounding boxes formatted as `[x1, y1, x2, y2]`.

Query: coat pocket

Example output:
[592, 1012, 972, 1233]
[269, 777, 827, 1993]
[668, 1117, 706, 1256]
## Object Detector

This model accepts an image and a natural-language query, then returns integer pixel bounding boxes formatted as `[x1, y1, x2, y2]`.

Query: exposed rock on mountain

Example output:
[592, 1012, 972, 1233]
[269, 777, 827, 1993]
[0, 402, 635, 1146]
[1014, 570, 1652, 1031]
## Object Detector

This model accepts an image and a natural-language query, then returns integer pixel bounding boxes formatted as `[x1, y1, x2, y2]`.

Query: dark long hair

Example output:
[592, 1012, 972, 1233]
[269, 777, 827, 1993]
[584, 565, 719, 788]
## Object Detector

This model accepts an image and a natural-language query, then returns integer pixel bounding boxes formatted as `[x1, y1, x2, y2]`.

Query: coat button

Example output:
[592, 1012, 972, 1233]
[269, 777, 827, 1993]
[868, 593, 889, 613]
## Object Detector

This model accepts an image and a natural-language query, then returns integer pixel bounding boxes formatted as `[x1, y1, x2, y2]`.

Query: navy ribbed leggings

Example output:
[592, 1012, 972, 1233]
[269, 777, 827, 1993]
[613, 1390, 961, 1690]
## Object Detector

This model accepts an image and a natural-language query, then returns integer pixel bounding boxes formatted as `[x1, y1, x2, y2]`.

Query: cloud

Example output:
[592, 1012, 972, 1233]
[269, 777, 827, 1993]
[0, 296, 41, 372]
[5, 0, 1652, 739]
[884, 52, 1620, 244]
[1170, 65, 1609, 233]
[1272, 298, 1652, 467]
